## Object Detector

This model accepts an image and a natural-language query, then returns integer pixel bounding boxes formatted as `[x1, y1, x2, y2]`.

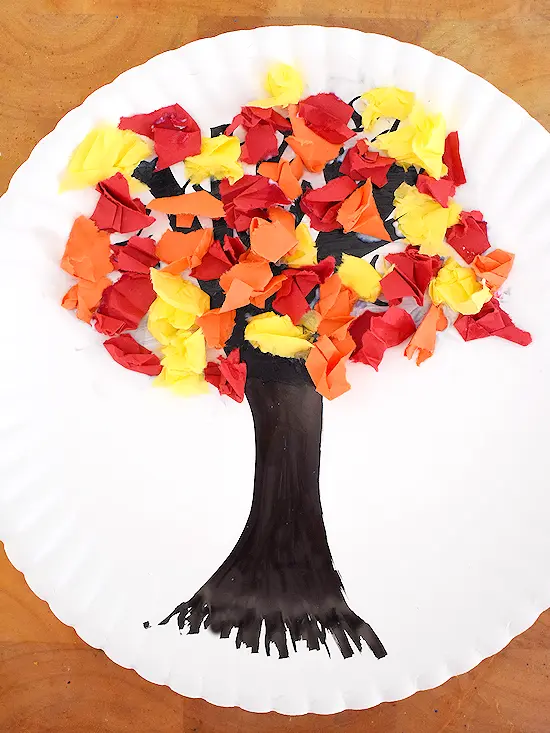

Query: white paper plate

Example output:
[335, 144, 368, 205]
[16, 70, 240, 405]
[1, 26, 549, 715]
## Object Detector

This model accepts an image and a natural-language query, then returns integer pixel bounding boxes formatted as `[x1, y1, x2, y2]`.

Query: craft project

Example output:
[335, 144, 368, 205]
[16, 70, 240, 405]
[58, 63, 532, 662]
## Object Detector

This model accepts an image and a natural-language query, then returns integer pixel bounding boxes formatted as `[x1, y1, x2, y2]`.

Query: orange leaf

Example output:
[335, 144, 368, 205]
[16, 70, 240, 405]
[175, 213, 195, 228]
[249, 216, 297, 262]
[258, 158, 303, 200]
[472, 249, 514, 292]
[404, 304, 448, 365]
[315, 274, 357, 340]
[219, 278, 255, 312]
[267, 206, 296, 235]
[219, 257, 281, 311]
[149, 190, 225, 218]
[156, 228, 213, 273]
[61, 276, 112, 323]
[306, 334, 355, 400]
[250, 274, 286, 308]
[286, 105, 341, 173]
[61, 216, 113, 282]
[336, 180, 390, 240]
[196, 308, 236, 348]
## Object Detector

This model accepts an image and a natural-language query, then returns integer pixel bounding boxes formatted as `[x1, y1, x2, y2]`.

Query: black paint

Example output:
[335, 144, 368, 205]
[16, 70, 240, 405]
[160, 359, 386, 659]
[132, 159, 185, 198]
[373, 163, 418, 240]
[316, 230, 389, 264]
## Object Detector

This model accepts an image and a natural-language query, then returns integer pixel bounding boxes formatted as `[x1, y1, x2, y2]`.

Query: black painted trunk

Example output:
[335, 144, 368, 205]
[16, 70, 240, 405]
[161, 360, 386, 659]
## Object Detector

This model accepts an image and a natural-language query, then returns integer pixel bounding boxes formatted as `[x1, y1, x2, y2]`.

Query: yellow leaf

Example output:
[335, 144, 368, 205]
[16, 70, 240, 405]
[360, 87, 415, 131]
[150, 269, 209, 314]
[429, 259, 492, 315]
[245, 312, 314, 358]
[338, 254, 381, 302]
[60, 125, 152, 191]
[161, 328, 206, 374]
[393, 183, 461, 256]
[185, 135, 244, 184]
[250, 62, 304, 109]
[373, 101, 447, 179]
[154, 369, 209, 396]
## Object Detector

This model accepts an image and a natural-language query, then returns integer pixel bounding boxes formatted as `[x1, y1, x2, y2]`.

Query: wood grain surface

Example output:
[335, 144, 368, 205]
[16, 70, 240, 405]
[1, 1, 549, 731]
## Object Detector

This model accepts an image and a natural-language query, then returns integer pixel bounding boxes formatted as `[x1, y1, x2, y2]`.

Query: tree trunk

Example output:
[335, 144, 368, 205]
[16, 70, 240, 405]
[161, 357, 386, 659]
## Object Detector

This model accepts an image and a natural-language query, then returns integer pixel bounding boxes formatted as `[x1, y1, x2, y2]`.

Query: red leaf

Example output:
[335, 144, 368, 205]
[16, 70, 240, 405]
[111, 236, 159, 274]
[442, 131, 466, 186]
[380, 245, 442, 305]
[297, 93, 355, 144]
[104, 334, 162, 376]
[191, 235, 246, 280]
[119, 104, 201, 170]
[226, 106, 291, 165]
[91, 173, 155, 234]
[205, 349, 247, 402]
[416, 173, 456, 208]
[446, 210, 490, 264]
[350, 306, 416, 370]
[300, 176, 357, 232]
[94, 273, 156, 336]
[220, 175, 289, 232]
[455, 298, 532, 346]
[340, 140, 395, 187]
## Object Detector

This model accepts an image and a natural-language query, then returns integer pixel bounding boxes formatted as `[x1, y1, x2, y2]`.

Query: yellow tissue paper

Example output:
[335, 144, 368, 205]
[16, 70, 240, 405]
[284, 221, 318, 267]
[393, 183, 461, 256]
[147, 298, 179, 346]
[161, 328, 207, 374]
[185, 135, 244, 184]
[155, 368, 209, 396]
[360, 87, 415, 131]
[245, 312, 314, 357]
[374, 102, 447, 178]
[251, 63, 304, 109]
[429, 259, 492, 315]
[60, 125, 152, 191]
[338, 254, 381, 302]
[150, 268, 210, 316]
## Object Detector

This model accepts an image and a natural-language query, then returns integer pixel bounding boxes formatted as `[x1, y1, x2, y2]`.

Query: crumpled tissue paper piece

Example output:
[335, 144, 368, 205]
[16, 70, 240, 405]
[60, 125, 152, 191]
[336, 180, 390, 239]
[185, 135, 244, 185]
[393, 183, 461, 255]
[350, 306, 416, 370]
[429, 258, 492, 315]
[244, 312, 313, 357]
[340, 140, 395, 187]
[404, 303, 448, 365]
[338, 253, 382, 302]
[380, 245, 441, 305]
[91, 172, 155, 233]
[455, 298, 532, 346]
[250, 63, 304, 108]
[104, 333, 162, 376]
[220, 174, 289, 231]
[111, 235, 159, 274]
[360, 87, 415, 131]
[300, 176, 357, 232]
[205, 349, 247, 402]
[95, 272, 157, 336]
[446, 210, 491, 264]
[119, 103, 201, 171]
[471, 249, 514, 292]
[306, 333, 355, 400]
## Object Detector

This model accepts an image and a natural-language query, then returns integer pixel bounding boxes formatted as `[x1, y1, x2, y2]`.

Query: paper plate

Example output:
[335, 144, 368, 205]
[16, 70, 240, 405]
[1, 26, 549, 715]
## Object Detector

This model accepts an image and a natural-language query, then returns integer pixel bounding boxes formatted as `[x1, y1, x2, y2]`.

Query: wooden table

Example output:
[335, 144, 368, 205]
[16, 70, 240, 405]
[1, 2, 549, 730]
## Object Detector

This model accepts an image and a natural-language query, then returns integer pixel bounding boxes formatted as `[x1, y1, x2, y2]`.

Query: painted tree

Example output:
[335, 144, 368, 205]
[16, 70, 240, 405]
[60, 65, 531, 659]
